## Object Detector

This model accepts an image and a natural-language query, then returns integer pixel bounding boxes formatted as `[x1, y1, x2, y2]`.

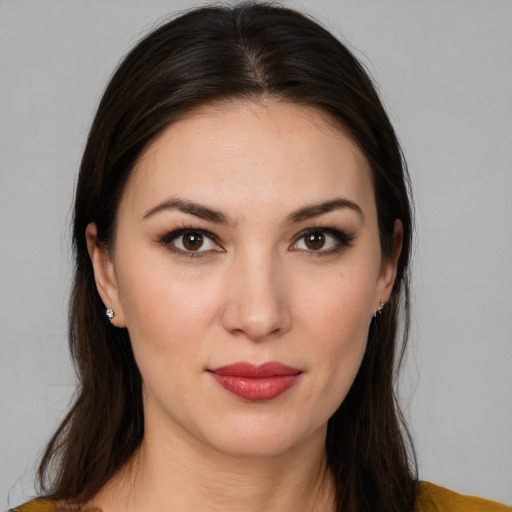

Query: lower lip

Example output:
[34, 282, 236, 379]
[210, 373, 301, 402]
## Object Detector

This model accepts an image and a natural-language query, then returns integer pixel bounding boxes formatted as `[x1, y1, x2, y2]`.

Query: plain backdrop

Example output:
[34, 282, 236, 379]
[1, 0, 511, 508]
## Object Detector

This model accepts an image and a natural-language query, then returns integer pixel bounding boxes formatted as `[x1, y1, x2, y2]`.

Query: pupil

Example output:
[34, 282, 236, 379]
[183, 233, 203, 251]
[306, 232, 325, 250]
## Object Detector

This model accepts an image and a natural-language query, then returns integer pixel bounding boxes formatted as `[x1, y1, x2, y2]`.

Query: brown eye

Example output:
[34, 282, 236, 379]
[164, 229, 220, 255]
[290, 228, 354, 255]
[182, 233, 204, 251]
[304, 231, 325, 250]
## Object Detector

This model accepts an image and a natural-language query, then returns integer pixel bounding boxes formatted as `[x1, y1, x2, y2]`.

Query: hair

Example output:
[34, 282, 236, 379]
[37, 3, 417, 511]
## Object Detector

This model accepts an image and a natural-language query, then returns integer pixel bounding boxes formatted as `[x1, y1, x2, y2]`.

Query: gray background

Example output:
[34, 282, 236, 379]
[1, 0, 511, 507]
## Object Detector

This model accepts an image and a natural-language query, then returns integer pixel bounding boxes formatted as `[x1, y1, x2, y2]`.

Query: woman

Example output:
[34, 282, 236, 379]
[10, 3, 510, 512]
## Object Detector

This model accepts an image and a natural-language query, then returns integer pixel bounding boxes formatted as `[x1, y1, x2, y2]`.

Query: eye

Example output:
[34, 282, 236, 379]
[302, 231, 329, 251]
[160, 228, 222, 256]
[290, 228, 354, 255]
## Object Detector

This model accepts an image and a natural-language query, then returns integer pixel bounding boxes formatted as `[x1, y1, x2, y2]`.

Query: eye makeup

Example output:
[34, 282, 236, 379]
[289, 226, 355, 257]
[156, 222, 356, 260]
[158, 224, 224, 258]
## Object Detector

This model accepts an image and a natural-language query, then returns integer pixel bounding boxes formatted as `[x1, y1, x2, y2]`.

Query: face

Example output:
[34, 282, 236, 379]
[87, 100, 399, 459]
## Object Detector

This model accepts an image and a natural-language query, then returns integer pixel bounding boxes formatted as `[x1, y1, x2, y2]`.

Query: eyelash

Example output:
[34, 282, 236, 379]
[158, 224, 355, 259]
[158, 225, 221, 259]
[291, 227, 355, 257]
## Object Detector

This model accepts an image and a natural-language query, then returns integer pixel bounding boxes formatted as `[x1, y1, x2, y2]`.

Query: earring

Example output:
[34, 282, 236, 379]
[106, 307, 115, 321]
[373, 300, 385, 318]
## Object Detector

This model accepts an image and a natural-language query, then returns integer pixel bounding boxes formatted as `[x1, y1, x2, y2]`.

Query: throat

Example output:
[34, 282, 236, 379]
[91, 438, 334, 512]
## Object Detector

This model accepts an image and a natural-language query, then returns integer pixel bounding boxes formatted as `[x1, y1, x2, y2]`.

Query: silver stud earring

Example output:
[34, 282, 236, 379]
[106, 308, 115, 321]
[373, 300, 385, 318]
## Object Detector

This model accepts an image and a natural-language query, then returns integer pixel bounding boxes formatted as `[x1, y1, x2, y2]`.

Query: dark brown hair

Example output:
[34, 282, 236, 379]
[38, 3, 417, 511]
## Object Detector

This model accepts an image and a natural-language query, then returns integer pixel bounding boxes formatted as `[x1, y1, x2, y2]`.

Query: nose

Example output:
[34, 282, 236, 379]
[221, 250, 292, 342]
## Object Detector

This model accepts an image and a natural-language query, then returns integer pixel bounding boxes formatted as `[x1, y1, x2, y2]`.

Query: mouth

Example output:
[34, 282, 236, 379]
[208, 362, 303, 402]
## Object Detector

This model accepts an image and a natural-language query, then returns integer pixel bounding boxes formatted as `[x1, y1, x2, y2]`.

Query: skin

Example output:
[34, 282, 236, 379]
[86, 99, 402, 512]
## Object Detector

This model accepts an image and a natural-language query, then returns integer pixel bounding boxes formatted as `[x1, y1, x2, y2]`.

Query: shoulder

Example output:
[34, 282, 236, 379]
[8, 500, 101, 512]
[416, 481, 512, 512]
[9, 500, 56, 512]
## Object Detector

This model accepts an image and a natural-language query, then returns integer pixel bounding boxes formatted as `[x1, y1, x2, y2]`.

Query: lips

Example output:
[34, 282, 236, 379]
[208, 362, 303, 402]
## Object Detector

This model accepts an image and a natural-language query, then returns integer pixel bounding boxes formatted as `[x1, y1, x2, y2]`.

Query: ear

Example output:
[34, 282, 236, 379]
[85, 222, 126, 327]
[375, 219, 403, 307]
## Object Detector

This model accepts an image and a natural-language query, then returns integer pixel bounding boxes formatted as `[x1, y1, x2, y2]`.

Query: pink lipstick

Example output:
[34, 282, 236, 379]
[208, 362, 302, 402]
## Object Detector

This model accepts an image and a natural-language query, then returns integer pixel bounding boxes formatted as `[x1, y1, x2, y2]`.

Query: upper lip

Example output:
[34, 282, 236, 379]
[209, 362, 302, 378]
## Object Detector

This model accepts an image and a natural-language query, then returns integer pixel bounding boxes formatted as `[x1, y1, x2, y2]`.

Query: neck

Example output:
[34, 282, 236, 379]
[92, 418, 334, 512]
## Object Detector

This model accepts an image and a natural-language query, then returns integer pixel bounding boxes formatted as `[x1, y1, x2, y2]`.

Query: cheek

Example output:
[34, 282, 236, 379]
[306, 317, 369, 425]
[115, 259, 224, 421]
[294, 266, 376, 406]
[115, 250, 222, 358]
[314, 293, 370, 385]
[295, 263, 376, 339]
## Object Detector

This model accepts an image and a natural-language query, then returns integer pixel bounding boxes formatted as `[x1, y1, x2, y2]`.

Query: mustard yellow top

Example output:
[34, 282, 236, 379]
[415, 482, 511, 511]
[10, 482, 512, 511]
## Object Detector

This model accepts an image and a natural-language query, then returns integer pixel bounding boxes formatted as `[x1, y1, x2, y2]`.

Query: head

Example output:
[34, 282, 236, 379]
[40, 3, 415, 510]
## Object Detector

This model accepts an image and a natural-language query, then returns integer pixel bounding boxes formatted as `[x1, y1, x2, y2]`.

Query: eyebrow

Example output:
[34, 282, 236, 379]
[142, 199, 231, 224]
[284, 198, 363, 224]
[142, 197, 363, 224]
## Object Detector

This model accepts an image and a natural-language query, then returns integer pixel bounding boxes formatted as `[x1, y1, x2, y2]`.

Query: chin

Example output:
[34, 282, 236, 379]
[196, 411, 327, 460]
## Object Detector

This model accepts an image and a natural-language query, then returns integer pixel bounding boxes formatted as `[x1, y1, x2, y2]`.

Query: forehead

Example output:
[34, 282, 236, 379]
[120, 100, 375, 219]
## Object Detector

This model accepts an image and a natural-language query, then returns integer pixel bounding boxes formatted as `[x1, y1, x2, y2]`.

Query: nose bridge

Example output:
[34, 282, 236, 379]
[221, 246, 292, 341]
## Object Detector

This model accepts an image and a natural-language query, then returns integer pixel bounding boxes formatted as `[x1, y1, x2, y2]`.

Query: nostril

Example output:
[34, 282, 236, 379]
[220, 259, 292, 340]
[221, 303, 292, 341]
